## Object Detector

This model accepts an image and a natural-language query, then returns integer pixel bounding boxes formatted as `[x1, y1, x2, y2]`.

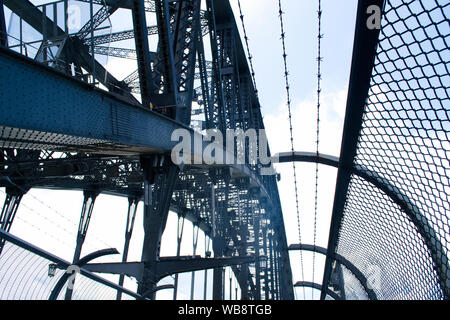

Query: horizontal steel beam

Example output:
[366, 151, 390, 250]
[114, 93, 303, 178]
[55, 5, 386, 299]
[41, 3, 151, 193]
[0, 47, 177, 154]
[84, 261, 144, 279]
[83, 255, 258, 281]
[0, 48, 270, 191]
[155, 255, 257, 280]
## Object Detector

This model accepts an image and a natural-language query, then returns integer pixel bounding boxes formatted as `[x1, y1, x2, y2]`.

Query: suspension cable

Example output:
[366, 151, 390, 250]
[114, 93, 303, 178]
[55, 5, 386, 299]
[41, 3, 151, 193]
[312, 0, 323, 299]
[277, 0, 306, 299]
[237, 0, 258, 97]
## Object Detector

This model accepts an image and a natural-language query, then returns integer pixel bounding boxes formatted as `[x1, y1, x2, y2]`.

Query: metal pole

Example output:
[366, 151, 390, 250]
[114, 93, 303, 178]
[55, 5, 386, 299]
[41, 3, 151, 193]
[221, 268, 225, 299]
[190, 223, 199, 300]
[173, 214, 185, 300]
[0, 0, 7, 47]
[65, 190, 97, 300]
[211, 184, 215, 238]
[203, 236, 210, 300]
[211, 182, 223, 300]
[229, 271, 232, 300]
[90, 0, 95, 85]
[0, 191, 24, 255]
[268, 232, 274, 299]
[253, 204, 261, 300]
[117, 197, 138, 300]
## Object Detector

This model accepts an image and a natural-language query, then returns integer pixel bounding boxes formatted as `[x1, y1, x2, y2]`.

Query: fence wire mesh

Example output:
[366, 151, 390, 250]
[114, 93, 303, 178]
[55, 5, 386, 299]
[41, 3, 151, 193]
[332, 0, 449, 300]
[339, 263, 370, 300]
[0, 240, 135, 300]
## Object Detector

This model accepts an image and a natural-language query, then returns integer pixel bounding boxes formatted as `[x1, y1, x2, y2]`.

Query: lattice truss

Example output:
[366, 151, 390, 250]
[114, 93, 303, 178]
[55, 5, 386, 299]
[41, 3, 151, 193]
[0, 0, 292, 300]
[329, 0, 449, 300]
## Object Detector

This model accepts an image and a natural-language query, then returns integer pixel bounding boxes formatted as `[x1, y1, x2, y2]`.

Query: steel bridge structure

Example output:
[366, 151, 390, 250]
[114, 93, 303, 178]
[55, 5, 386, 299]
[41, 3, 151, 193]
[0, 0, 448, 300]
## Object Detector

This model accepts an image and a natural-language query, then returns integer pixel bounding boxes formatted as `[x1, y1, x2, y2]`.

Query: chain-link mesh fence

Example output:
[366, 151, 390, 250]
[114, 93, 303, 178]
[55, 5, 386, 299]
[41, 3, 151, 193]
[330, 0, 449, 300]
[0, 239, 136, 300]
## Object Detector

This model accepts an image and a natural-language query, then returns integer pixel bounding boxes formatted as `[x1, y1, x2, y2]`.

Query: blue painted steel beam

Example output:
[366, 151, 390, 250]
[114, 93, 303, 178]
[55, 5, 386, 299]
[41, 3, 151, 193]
[0, 47, 180, 154]
[0, 47, 275, 206]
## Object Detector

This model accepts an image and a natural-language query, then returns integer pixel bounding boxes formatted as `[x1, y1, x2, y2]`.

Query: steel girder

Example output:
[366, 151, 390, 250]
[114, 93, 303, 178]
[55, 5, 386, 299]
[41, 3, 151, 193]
[3, 0, 133, 96]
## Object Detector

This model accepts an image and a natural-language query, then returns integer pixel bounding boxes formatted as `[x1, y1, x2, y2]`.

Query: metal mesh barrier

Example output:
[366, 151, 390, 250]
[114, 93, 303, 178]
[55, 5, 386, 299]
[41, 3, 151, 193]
[0, 239, 135, 300]
[339, 263, 370, 300]
[332, 0, 449, 300]
[337, 175, 442, 299]
[0, 241, 63, 299]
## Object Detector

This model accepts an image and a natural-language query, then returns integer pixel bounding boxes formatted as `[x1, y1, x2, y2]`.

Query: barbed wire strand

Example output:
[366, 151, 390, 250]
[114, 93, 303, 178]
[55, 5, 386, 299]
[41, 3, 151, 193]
[277, 0, 306, 299]
[237, 0, 258, 97]
[312, 0, 323, 300]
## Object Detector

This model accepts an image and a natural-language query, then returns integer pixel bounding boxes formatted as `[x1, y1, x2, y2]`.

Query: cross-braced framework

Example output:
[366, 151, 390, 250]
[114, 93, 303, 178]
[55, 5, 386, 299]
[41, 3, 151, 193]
[0, 0, 293, 300]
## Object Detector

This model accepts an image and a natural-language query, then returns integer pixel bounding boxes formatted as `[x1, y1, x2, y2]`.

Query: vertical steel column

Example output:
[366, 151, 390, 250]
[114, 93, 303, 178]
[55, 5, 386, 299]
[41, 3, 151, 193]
[131, 0, 154, 107]
[89, 0, 95, 84]
[237, 190, 249, 300]
[173, 213, 185, 300]
[203, 235, 210, 300]
[64, 0, 68, 34]
[229, 271, 232, 300]
[212, 248, 224, 299]
[117, 196, 139, 300]
[253, 204, 261, 300]
[19, 17, 22, 55]
[197, 34, 212, 127]
[205, 0, 226, 131]
[221, 268, 225, 299]
[262, 217, 269, 300]
[190, 222, 199, 300]
[42, 4, 47, 62]
[154, 0, 179, 118]
[211, 179, 224, 300]
[268, 232, 274, 299]
[0, 188, 25, 254]
[65, 189, 99, 300]
[139, 155, 179, 299]
[0, 0, 7, 47]
[274, 247, 280, 300]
